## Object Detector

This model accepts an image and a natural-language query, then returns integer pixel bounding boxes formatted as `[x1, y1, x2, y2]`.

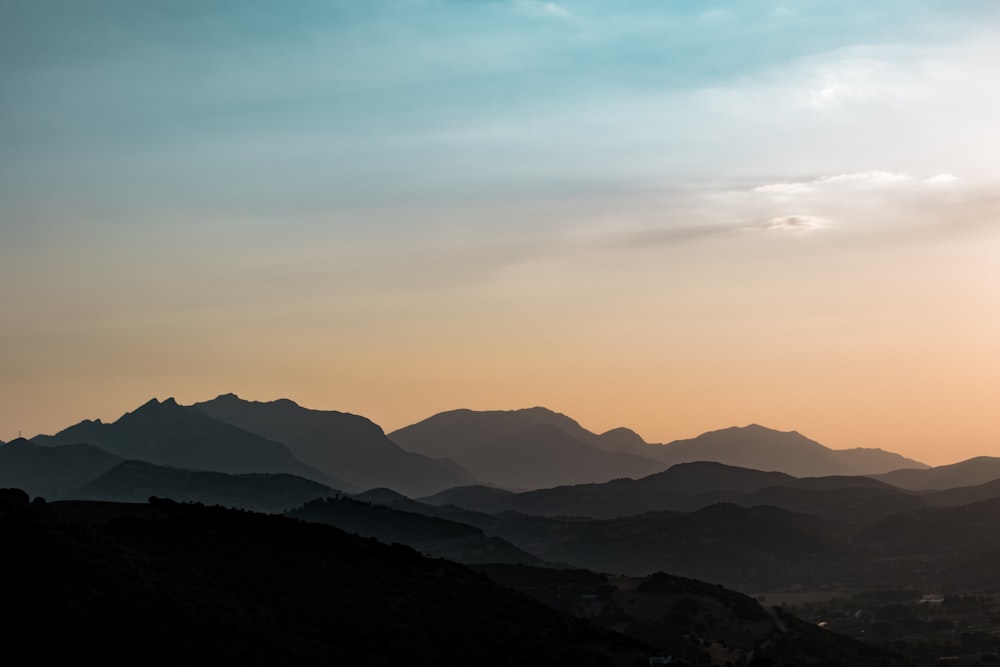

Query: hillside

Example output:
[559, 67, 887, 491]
[0, 490, 648, 666]
[288, 496, 540, 565]
[68, 460, 337, 513]
[874, 456, 1000, 490]
[474, 565, 904, 667]
[423, 461, 912, 520]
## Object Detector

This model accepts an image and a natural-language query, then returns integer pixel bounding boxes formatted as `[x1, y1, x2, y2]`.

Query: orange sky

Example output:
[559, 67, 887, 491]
[3, 3, 1000, 467]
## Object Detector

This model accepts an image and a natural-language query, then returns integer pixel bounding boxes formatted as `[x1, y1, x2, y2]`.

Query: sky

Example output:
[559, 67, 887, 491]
[2, 0, 999, 465]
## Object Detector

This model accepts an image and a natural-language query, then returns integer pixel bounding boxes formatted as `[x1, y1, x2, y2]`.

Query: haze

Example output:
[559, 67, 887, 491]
[2, 1, 999, 465]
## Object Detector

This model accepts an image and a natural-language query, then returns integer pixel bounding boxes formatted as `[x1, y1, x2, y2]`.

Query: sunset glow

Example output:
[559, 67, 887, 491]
[2, 1, 999, 464]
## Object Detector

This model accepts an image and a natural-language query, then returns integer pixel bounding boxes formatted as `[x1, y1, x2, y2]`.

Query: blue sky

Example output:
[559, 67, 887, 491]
[2, 1, 999, 462]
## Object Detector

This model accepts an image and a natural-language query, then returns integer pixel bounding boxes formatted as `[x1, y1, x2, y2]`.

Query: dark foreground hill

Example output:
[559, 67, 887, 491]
[0, 489, 647, 666]
[475, 565, 905, 667]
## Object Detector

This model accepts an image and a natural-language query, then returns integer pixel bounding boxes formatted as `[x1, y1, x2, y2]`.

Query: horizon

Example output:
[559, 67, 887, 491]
[2, 1, 999, 468]
[2, 390, 979, 468]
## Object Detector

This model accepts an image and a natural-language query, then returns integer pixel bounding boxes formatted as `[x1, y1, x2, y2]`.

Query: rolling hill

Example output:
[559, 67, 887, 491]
[0, 438, 121, 499]
[874, 456, 1000, 490]
[67, 460, 338, 513]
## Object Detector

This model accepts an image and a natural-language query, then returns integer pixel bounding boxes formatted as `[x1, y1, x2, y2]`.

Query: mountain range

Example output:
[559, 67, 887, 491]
[195, 393, 474, 497]
[33, 397, 343, 487]
[389, 409, 926, 489]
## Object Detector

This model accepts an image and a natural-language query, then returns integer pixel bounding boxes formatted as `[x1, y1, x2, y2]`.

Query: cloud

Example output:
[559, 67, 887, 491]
[766, 215, 828, 231]
[754, 171, 914, 195]
[753, 183, 813, 194]
[924, 173, 959, 184]
[818, 170, 910, 184]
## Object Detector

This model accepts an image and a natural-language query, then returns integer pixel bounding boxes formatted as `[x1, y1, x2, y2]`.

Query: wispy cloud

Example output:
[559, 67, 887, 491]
[765, 215, 828, 232]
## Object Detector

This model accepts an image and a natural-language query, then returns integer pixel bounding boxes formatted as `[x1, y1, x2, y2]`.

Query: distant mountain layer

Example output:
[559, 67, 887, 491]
[641, 424, 927, 477]
[873, 456, 1000, 490]
[34, 398, 340, 488]
[0, 438, 120, 499]
[421, 461, 913, 521]
[68, 460, 337, 513]
[390, 409, 925, 490]
[389, 408, 666, 489]
[195, 394, 475, 497]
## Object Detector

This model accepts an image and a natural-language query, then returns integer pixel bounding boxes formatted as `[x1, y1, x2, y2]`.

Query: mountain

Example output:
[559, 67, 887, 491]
[0, 491, 649, 666]
[390, 410, 923, 488]
[33, 397, 339, 487]
[642, 424, 927, 477]
[389, 408, 665, 489]
[422, 461, 908, 520]
[874, 456, 1000, 490]
[195, 394, 474, 497]
[68, 460, 337, 513]
[287, 496, 540, 565]
[0, 438, 120, 498]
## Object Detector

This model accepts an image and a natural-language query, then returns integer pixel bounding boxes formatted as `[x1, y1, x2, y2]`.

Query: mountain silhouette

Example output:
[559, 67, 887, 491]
[389, 408, 665, 489]
[195, 393, 476, 497]
[34, 397, 338, 486]
[642, 424, 927, 476]
[68, 460, 337, 513]
[0, 438, 120, 498]
[874, 456, 1000, 490]
[391, 411, 924, 488]
[422, 461, 905, 519]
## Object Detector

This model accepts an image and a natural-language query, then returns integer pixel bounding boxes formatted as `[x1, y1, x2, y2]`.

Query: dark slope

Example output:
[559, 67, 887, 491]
[34, 397, 337, 486]
[0, 491, 647, 666]
[644, 424, 925, 476]
[924, 476, 1000, 507]
[419, 484, 518, 513]
[517, 504, 854, 590]
[389, 408, 664, 489]
[288, 496, 541, 565]
[0, 438, 120, 498]
[874, 456, 1000, 490]
[423, 461, 908, 520]
[68, 460, 337, 513]
[195, 393, 474, 497]
[474, 566, 905, 667]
